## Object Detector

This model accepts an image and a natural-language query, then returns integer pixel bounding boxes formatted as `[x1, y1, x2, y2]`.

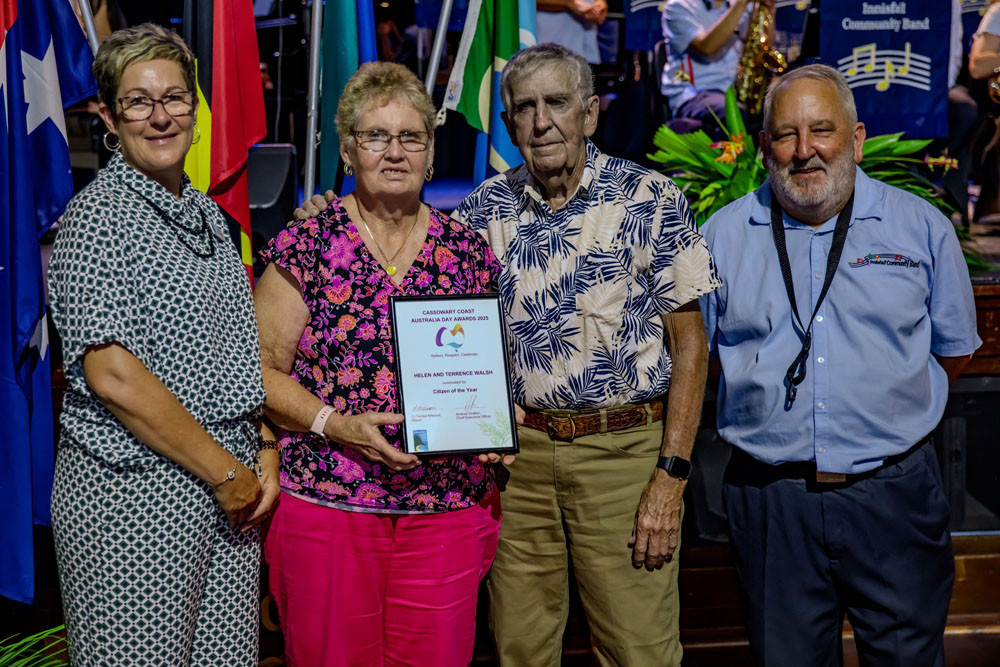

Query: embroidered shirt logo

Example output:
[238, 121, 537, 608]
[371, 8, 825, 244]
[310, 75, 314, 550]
[849, 252, 921, 269]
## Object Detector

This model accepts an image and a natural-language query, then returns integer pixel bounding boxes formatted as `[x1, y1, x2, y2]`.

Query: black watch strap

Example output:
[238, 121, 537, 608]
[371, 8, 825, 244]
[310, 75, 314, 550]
[656, 455, 691, 480]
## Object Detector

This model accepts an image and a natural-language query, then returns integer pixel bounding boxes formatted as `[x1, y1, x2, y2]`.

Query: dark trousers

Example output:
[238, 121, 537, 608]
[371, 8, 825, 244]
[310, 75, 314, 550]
[668, 90, 729, 141]
[723, 442, 953, 667]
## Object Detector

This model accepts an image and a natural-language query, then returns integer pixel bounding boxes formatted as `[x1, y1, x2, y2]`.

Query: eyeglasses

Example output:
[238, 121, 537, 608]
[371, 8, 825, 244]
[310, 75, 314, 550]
[351, 130, 430, 152]
[116, 91, 195, 121]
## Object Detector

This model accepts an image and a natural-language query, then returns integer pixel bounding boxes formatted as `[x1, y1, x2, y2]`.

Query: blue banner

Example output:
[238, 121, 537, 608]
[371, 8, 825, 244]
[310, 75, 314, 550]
[0, 0, 96, 603]
[775, 0, 809, 35]
[821, 0, 949, 138]
[415, 0, 471, 31]
[962, 0, 988, 54]
[624, 0, 662, 52]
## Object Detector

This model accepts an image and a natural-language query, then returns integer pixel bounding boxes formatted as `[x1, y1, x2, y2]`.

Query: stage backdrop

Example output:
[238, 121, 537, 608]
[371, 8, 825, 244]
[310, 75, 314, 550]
[821, 0, 949, 138]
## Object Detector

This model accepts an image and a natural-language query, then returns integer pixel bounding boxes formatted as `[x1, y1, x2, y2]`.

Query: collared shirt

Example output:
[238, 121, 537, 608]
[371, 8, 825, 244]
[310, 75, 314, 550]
[48, 152, 265, 468]
[700, 168, 981, 474]
[661, 0, 749, 113]
[537, 10, 600, 64]
[453, 141, 721, 410]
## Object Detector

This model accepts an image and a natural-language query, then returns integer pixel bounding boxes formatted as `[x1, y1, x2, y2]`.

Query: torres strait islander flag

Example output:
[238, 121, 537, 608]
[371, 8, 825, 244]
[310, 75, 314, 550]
[183, 0, 266, 284]
[0, 0, 96, 603]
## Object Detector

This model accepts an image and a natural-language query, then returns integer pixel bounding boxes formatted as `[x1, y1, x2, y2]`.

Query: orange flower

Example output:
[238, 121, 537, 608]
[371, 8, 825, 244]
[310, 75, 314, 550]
[710, 132, 745, 164]
[338, 315, 356, 331]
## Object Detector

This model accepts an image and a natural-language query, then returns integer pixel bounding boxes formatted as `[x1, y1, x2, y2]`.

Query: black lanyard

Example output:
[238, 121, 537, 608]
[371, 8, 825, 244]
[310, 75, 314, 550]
[769, 190, 854, 407]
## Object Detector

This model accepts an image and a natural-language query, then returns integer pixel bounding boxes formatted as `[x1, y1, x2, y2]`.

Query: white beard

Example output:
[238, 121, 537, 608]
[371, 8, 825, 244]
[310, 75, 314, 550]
[768, 147, 857, 219]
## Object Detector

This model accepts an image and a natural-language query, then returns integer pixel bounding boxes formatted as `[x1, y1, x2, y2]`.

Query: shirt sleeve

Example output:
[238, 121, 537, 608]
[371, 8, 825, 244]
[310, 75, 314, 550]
[975, 4, 1000, 39]
[698, 220, 721, 357]
[48, 191, 150, 378]
[926, 214, 982, 357]
[258, 214, 322, 300]
[663, 1, 702, 55]
[649, 182, 723, 315]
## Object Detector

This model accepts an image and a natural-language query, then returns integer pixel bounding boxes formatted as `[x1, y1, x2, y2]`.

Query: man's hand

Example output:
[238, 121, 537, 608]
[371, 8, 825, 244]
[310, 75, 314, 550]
[629, 469, 685, 571]
[582, 0, 608, 24]
[293, 189, 336, 219]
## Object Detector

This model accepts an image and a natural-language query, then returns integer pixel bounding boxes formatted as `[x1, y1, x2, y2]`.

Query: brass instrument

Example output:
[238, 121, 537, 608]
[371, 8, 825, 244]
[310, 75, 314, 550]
[734, 0, 787, 115]
[989, 67, 1000, 104]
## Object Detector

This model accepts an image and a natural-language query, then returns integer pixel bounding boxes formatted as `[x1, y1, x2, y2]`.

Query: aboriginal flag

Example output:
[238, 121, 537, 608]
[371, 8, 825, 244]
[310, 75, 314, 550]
[183, 0, 265, 284]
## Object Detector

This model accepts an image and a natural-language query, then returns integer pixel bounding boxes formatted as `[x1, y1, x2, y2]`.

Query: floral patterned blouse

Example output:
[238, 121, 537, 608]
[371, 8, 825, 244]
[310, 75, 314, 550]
[260, 198, 502, 513]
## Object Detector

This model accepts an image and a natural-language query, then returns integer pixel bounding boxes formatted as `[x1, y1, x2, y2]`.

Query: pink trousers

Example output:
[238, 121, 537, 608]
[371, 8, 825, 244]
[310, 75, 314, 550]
[265, 492, 501, 667]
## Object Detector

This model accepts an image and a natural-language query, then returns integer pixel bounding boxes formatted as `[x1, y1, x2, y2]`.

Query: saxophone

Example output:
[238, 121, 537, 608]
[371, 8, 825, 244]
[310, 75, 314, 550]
[733, 0, 787, 115]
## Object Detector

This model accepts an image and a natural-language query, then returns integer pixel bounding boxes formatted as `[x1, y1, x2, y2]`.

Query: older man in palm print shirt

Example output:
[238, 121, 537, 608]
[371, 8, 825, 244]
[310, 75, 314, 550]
[452, 43, 721, 667]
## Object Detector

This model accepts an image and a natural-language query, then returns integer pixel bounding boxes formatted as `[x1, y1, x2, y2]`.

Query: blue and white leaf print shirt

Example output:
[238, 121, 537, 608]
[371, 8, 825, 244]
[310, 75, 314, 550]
[454, 141, 721, 410]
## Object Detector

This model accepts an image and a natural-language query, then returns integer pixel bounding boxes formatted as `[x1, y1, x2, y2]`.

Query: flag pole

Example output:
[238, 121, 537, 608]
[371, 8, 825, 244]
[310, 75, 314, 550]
[304, 0, 324, 197]
[76, 0, 100, 55]
[424, 0, 455, 94]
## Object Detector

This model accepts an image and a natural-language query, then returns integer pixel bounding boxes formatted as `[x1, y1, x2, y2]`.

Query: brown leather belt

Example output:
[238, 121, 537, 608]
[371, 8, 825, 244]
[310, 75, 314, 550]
[522, 400, 665, 442]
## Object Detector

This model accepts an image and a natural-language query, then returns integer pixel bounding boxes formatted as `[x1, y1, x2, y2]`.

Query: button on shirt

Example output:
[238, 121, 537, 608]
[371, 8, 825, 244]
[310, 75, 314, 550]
[454, 141, 722, 410]
[700, 168, 981, 474]
[661, 0, 749, 113]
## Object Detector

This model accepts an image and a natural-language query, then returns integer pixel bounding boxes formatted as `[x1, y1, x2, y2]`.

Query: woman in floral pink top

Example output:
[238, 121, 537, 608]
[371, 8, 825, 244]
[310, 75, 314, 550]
[254, 63, 507, 666]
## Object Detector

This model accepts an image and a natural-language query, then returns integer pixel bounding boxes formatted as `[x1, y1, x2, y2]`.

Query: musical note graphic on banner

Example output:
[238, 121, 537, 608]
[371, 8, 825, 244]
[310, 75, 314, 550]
[838, 42, 930, 93]
[847, 43, 876, 76]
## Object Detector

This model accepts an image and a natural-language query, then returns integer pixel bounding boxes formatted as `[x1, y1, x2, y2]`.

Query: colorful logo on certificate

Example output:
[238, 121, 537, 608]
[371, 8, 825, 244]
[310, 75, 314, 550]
[413, 429, 429, 451]
[435, 323, 465, 349]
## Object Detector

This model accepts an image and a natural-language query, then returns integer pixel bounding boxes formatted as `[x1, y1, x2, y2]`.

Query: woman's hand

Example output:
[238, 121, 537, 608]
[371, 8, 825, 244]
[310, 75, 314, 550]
[477, 404, 524, 466]
[325, 411, 419, 471]
[240, 448, 281, 533]
[212, 460, 262, 529]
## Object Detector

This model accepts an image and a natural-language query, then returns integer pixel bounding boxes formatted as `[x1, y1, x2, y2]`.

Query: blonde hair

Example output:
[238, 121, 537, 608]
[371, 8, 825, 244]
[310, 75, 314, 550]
[335, 62, 436, 141]
[94, 23, 196, 120]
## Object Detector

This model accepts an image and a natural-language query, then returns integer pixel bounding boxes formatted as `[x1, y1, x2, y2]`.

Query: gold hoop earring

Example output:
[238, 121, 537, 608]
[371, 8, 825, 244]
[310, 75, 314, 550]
[344, 163, 354, 176]
[424, 165, 434, 182]
[191, 125, 201, 145]
[103, 131, 120, 152]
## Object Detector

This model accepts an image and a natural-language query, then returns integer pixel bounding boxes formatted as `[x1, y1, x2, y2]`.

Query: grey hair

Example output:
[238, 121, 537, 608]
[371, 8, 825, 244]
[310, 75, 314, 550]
[762, 64, 858, 133]
[500, 43, 594, 112]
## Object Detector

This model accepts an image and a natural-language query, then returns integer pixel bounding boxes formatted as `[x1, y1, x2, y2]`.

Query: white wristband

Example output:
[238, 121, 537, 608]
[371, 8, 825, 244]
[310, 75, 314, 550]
[310, 405, 335, 437]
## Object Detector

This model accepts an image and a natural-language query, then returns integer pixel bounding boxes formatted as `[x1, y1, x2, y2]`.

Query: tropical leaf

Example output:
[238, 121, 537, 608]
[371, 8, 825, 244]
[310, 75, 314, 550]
[0, 626, 67, 667]
[648, 87, 989, 271]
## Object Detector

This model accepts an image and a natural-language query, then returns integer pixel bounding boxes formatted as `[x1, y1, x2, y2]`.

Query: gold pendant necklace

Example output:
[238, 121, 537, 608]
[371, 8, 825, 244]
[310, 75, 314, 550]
[354, 204, 419, 277]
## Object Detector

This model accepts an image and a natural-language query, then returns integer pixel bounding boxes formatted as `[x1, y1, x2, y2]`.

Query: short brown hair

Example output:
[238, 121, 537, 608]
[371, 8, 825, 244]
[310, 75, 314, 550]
[335, 61, 436, 142]
[94, 23, 196, 120]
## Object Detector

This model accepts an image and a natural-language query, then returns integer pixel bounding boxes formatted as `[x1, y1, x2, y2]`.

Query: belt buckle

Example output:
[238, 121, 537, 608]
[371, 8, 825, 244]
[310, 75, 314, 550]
[545, 414, 576, 442]
[815, 471, 847, 484]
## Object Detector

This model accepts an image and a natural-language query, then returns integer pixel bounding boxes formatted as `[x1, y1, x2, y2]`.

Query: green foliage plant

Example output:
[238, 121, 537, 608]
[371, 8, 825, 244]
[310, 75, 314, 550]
[0, 626, 67, 667]
[647, 88, 990, 271]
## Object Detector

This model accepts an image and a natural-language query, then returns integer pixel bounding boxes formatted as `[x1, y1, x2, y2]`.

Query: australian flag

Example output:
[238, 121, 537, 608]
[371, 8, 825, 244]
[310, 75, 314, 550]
[1, 0, 96, 603]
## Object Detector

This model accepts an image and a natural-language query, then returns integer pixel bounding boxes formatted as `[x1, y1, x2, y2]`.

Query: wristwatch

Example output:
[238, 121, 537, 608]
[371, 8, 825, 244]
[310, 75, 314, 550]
[656, 456, 692, 481]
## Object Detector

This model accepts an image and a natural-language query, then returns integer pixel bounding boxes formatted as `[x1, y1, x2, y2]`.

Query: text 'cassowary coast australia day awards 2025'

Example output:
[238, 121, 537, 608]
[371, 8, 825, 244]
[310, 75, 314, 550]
[389, 293, 519, 456]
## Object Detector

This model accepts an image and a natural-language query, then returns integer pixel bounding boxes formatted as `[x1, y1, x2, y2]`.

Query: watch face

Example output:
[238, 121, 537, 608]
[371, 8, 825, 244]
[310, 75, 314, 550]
[659, 456, 691, 479]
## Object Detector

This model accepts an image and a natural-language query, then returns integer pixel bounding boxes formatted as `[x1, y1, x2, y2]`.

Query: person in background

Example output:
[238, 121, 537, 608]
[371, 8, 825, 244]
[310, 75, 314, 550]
[661, 0, 771, 139]
[536, 0, 608, 65]
[255, 61, 514, 667]
[48, 24, 277, 665]
[701, 64, 979, 666]
[969, 0, 1000, 222]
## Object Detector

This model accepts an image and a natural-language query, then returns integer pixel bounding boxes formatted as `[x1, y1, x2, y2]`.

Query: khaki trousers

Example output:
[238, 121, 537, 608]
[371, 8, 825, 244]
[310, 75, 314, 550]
[488, 420, 682, 667]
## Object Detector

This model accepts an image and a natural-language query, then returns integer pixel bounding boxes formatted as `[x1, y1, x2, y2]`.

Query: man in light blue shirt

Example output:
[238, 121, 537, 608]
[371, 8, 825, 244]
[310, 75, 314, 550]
[661, 0, 766, 138]
[700, 65, 980, 666]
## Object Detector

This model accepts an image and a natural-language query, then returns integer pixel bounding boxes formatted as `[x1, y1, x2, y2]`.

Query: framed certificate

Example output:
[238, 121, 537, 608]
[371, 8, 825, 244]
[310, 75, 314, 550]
[390, 293, 519, 456]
